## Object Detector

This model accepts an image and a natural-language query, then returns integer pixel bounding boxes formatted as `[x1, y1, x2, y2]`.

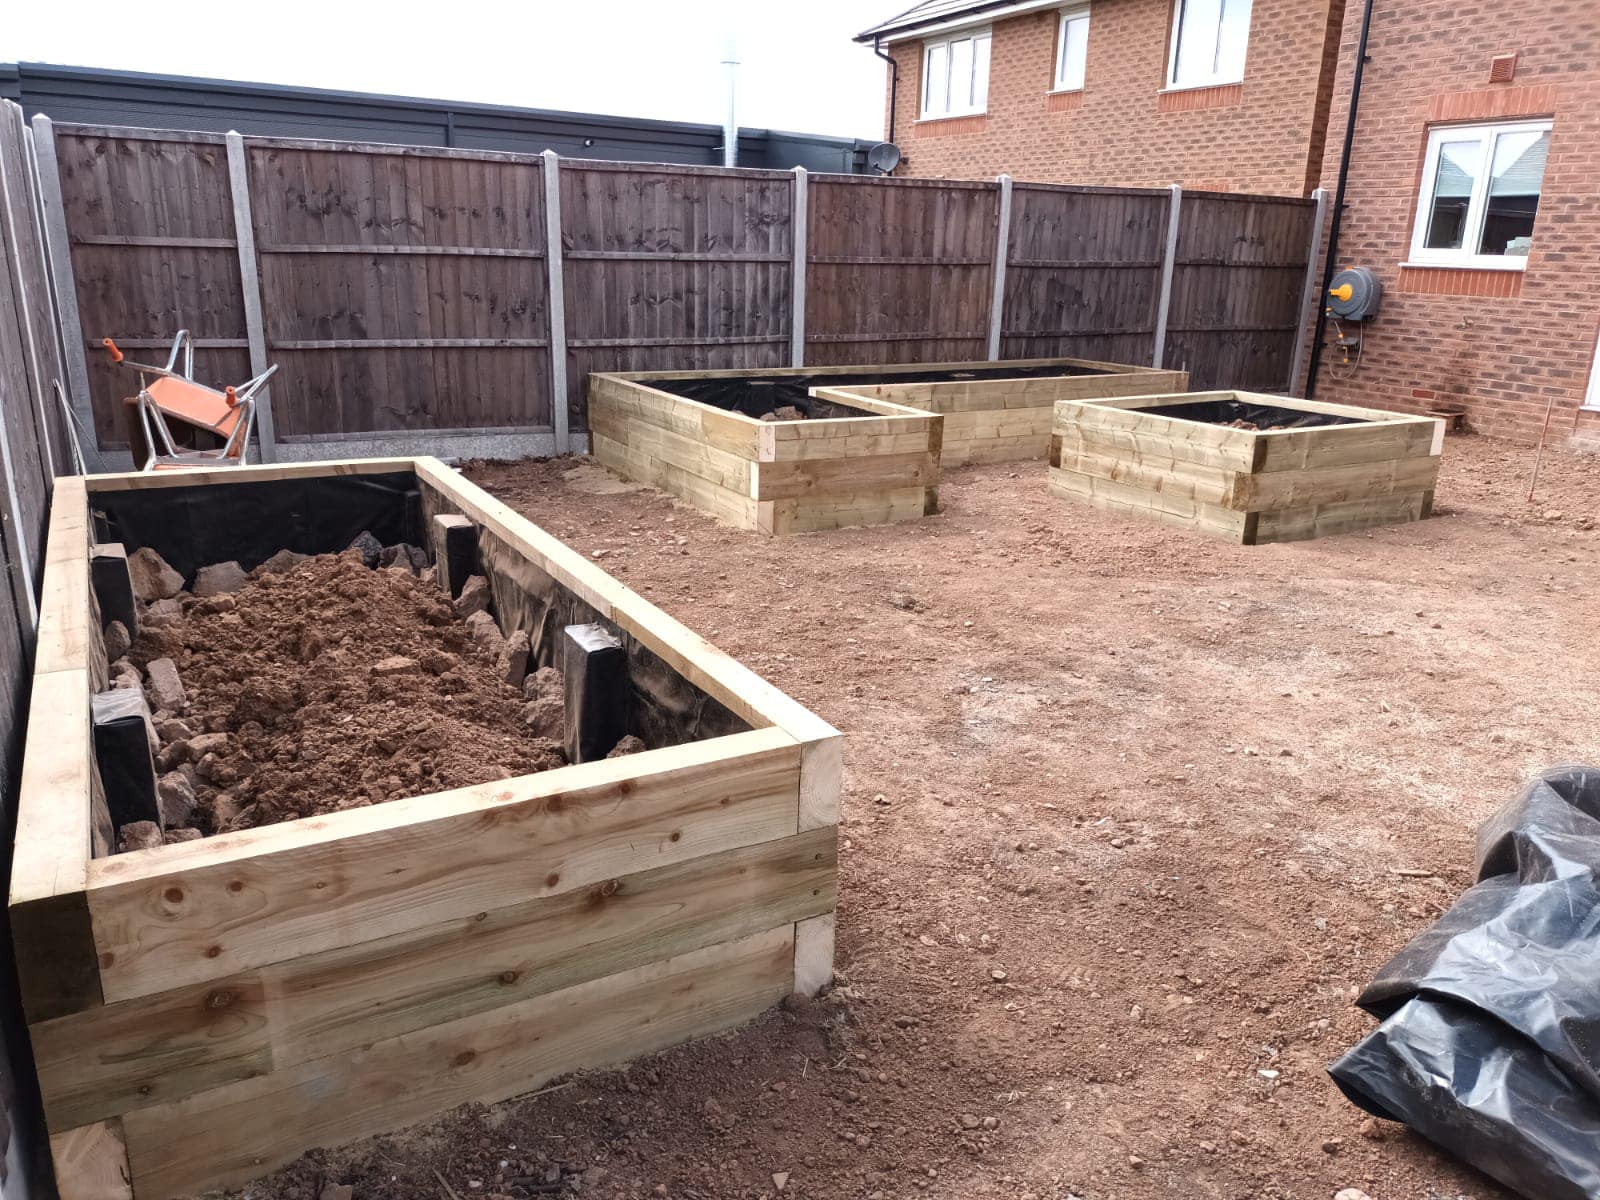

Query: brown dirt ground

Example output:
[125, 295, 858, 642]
[137, 550, 562, 835]
[230, 433, 1600, 1200]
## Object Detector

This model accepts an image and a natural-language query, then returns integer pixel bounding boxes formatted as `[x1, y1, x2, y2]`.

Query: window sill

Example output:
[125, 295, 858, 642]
[1398, 264, 1525, 297]
[1399, 259, 1528, 272]
[916, 111, 987, 123]
[912, 113, 989, 137]
[1159, 78, 1244, 94]
[1047, 86, 1084, 96]
[1157, 82, 1243, 112]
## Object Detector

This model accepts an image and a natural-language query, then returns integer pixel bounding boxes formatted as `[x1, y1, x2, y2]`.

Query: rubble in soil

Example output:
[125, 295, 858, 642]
[758, 405, 807, 422]
[117, 542, 565, 842]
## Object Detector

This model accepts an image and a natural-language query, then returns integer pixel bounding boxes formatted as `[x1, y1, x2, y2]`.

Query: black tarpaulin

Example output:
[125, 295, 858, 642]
[1330, 766, 1600, 1200]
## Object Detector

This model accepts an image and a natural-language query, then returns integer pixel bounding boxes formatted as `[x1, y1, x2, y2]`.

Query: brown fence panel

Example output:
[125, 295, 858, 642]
[1002, 184, 1169, 367]
[1164, 192, 1315, 391]
[559, 160, 795, 428]
[248, 140, 552, 439]
[805, 175, 996, 366]
[52, 128, 249, 450]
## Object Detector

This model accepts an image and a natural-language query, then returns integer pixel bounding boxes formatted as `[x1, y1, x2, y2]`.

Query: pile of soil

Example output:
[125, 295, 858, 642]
[129, 549, 564, 836]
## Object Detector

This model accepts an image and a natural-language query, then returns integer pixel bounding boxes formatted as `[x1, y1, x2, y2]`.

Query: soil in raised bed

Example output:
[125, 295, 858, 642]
[127, 548, 565, 838]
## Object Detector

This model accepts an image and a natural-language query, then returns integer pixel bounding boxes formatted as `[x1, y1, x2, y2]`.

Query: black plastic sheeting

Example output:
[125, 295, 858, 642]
[1139, 398, 1361, 431]
[1330, 766, 1600, 1200]
[92, 471, 422, 583]
[655, 363, 1098, 419]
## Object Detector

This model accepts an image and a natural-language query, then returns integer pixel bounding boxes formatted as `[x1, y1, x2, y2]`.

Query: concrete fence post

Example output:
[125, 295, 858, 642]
[1152, 183, 1183, 370]
[987, 174, 1013, 362]
[225, 132, 277, 463]
[542, 150, 570, 454]
[1290, 187, 1331, 396]
[29, 114, 102, 472]
[790, 166, 808, 368]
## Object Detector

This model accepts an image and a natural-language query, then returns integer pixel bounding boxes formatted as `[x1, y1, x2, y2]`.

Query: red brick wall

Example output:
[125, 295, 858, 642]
[881, 0, 1345, 197]
[1308, 1, 1600, 444]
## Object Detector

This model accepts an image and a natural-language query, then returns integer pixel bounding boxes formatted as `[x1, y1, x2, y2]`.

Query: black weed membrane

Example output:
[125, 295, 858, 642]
[1331, 766, 1600, 1200]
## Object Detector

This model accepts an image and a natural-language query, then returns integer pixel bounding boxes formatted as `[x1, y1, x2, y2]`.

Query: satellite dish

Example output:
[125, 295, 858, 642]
[866, 142, 902, 175]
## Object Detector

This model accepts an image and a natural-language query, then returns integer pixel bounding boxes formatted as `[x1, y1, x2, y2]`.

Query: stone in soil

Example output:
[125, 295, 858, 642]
[129, 550, 564, 835]
[194, 560, 249, 596]
[117, 820, 163, 852]
[607, 734, 647, 757]
[127, 546, 184, 602]
[523, 665, 562, 701]
[144, 657, 186, 710]
[165, 827, 203, 843]
[497, 630, 530, 687]
[256, 548, 309, 576]
[347, 530, 383, 568]
[110, 657, 142, 691]
[455, 574, 492, 618]
[104, 619, 131, 662]
[157, 771, 197, 827]
[522, 694, 564, 740]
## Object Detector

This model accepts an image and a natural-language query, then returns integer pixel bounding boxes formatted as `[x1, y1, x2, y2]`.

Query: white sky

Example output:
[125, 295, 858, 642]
[3, 0, 903, 140]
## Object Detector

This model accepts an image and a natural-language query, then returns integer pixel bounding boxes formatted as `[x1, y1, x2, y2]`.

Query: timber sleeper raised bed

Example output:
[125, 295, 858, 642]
[1050, 391, 1446, 544]
[812, 357, 1189, 466]
[13, 458, 840, 1200]
[589, 369, 941, 535]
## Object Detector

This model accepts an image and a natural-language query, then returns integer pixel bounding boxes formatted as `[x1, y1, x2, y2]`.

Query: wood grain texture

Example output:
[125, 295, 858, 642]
[85, 727, 802, 1003]
[37, 828, 835, 1129]
[121, 928, 796, 1199]
[49, 1119, 132, 1200]
[1051, 391, 1443, 543]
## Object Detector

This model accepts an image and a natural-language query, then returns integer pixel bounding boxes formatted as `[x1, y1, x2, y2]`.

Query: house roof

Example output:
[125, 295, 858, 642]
[854, 0, 1058, 43]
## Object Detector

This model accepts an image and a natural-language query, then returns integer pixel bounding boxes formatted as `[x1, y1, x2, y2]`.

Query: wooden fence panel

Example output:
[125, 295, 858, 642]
[805, 175, 996, 367]
[559, 161, 794, 429]
[1001, 184, 1169, 367]
[248, 141, 552, 438]
[52, 130, 250, 451]
[1164, 193, 1314, 390]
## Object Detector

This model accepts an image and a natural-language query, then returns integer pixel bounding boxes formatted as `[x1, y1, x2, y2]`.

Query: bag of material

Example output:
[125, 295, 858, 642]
[1330, 766, 1600, 1200]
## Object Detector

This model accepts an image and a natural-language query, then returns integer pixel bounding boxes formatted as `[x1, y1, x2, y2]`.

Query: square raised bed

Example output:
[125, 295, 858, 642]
[13, 458, 840, 1200]
[1050, 391, 1445, 544]
[811, 357, 1189, 467]
[589, 370, 942, 535]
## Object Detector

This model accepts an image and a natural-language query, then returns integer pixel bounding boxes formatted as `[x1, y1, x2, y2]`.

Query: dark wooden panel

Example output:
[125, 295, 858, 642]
[561, 164, 795, 426]
[805, 176, 996, 368]
[248, 145, 552, 435]
[1167, 195, 1315, 389]
[54, 132, 245, 446]
[1000, 185, 1169, 365]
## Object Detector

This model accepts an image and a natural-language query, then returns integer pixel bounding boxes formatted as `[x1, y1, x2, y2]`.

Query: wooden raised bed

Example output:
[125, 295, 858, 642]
[589, 371, 941, 535]
[1051, 391, 1445, 544]
[13, 458, 841, 1200]
[815, 357, 1188, 466]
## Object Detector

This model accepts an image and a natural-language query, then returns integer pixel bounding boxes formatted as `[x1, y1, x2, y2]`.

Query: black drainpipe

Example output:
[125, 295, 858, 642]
[1305, 0, 1376, 399]
[873, 36, 899, 148]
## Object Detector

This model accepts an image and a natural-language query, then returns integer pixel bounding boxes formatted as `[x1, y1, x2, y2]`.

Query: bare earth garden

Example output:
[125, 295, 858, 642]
[230, 432, 1600, 1200]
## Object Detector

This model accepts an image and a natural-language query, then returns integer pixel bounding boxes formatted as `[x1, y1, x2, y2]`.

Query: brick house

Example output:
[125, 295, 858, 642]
[1306, 1, 1600, 444]
[855, 0, 1348, 196]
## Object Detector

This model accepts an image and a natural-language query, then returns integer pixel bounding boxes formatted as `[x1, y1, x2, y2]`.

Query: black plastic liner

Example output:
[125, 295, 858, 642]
[94, 468, 749, 752]
[1139, 398, 1361, 431]
[1330, 766, 1600, 1200]
[655, 362, 1098, 419]
[92, 472, 423, 583]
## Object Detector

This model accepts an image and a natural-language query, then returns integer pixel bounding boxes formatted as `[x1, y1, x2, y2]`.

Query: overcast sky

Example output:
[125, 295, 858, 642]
[5, 0, 901, 139]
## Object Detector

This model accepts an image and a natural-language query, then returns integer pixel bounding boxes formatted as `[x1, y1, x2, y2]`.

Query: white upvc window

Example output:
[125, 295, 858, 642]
[1054, 8, 1091, 92]
[1166, 0, 1253, 90]
[1408, 119, 1552, 270]
[1584, 328, 1600, 411]
[921, 28, 992, 119]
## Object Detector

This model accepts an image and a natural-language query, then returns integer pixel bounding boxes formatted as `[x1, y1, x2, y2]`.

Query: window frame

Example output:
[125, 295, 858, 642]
[1052, 7, 1091, 94]
[920, 27, 992, 120]
[1406, 118, 1553, 272]
[1165, 0, 1252, 92]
